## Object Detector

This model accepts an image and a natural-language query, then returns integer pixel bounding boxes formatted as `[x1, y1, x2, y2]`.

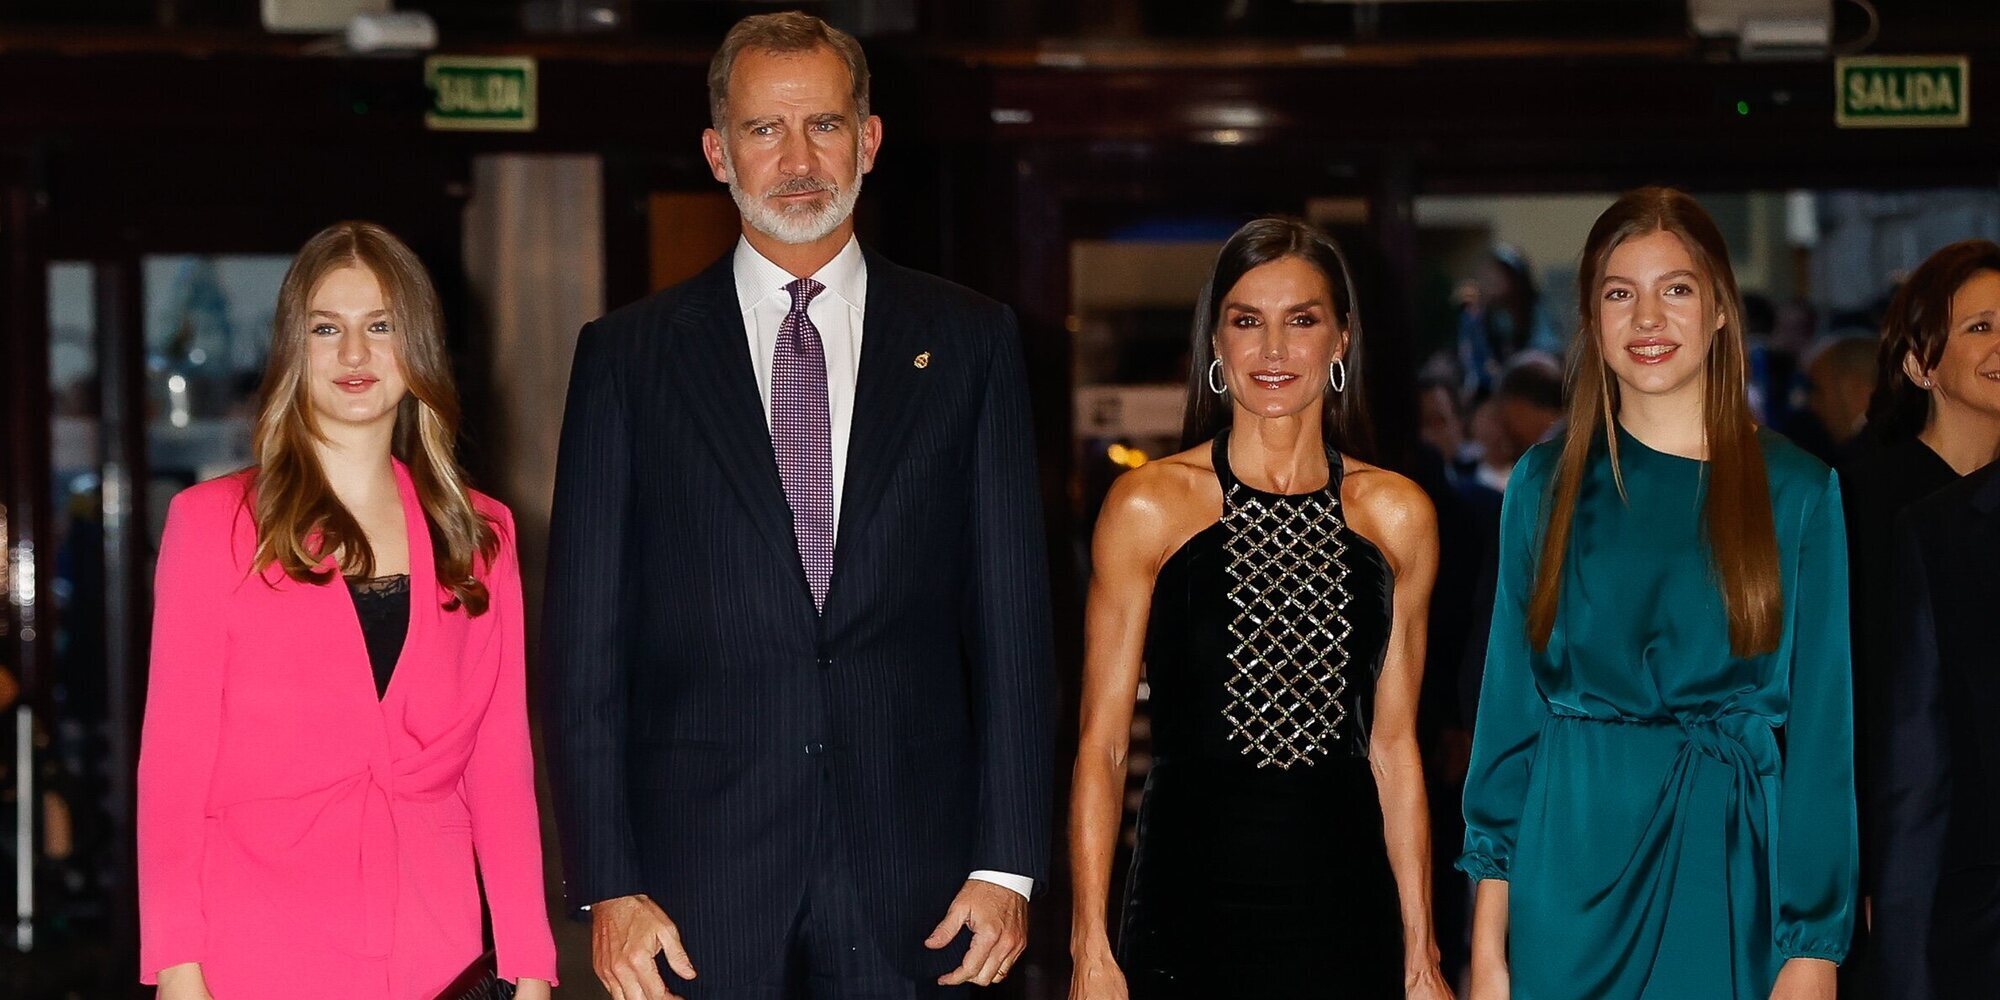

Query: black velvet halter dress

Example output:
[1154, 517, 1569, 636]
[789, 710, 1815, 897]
[1118, 429, 1403, 998]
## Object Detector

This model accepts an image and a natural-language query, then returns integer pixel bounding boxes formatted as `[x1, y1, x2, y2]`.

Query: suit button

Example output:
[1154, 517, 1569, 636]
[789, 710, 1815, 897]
[805, 742, 828, 756]
[816, 655, 834, 670]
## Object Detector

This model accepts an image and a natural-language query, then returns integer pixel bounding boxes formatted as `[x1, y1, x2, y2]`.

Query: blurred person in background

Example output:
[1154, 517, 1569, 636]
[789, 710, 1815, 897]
[1456, 244, 1562, 397]
[1847, 239, 2000, 1000]
[1462, 188, 1854, 1000]
[1410, 362, 1486, 987]
[1492, 355, 1564, 456]
[1463, 400, 1512, 501]
[1798, 334, 1877, 466]
[1451, 356, 1566, 737]
[136, 221, 557, 999]
[1419, 373, 1473, 484]
[1458, 358, 1564, 536]
[1069, 217, 1452, 999]
[1743, 292, 1781, 425]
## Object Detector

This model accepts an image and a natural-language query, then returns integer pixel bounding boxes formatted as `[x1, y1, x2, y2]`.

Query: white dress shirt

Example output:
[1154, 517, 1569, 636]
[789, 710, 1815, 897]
[732, 237, 1035, 903]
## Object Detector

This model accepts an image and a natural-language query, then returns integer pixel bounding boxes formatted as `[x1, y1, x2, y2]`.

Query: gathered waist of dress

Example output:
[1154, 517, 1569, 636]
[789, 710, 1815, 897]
[1544, 709, 1781, 777]
[1545, 707, 1772, 726]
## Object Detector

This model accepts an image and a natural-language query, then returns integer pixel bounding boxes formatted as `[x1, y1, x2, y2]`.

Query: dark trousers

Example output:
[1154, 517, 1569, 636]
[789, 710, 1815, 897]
[670, 762, 968, 1000]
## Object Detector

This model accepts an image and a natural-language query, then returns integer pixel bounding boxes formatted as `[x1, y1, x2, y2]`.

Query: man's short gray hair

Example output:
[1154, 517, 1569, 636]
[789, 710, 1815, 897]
[707, 12, 871, 131]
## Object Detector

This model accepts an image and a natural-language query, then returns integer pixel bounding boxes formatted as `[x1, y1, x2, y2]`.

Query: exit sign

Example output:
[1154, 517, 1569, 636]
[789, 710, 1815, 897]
[1836, 56, 1969, 128]
[425, 56, 537, 132]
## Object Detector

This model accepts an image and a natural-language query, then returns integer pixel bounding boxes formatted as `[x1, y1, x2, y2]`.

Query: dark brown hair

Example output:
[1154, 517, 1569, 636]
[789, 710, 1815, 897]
[707, 12, 870, 130]
[251, 221, 498, 614]
[1529, 187, 1780, 657]
[1180, 216, 1377, 464]
[1865, 239, 2000, 441]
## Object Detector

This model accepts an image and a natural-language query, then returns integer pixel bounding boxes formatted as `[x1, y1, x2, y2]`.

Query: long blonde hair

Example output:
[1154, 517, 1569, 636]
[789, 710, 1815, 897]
[1528, 187, 1780, 657]
[251, 221, 497, 614]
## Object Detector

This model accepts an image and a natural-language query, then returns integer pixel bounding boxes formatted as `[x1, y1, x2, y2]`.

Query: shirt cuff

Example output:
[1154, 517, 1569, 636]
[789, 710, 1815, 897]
[968, 870, 1034, 901]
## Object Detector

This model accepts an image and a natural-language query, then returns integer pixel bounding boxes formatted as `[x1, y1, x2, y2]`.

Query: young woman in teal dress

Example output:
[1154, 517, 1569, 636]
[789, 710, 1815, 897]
[1460, 187, 1857, 1000]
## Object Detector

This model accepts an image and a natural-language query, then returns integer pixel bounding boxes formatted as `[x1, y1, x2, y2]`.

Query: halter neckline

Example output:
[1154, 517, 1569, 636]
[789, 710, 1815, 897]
[1211, 427, 1345, 503]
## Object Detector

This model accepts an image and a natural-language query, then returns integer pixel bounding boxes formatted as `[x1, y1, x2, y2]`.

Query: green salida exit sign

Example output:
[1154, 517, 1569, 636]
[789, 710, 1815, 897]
[1837, 56, 1969, 129]
[425, 56, 538, 132]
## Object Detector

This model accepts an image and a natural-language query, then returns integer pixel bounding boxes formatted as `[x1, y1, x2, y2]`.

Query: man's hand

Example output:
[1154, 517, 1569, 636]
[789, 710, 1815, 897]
[926, 879, 1029, 987]
[591, 894, 697, 1000]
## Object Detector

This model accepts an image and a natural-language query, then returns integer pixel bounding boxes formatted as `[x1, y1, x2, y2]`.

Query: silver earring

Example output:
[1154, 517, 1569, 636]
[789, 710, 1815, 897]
[1208, 359, 1227, 395]
[1329, 357, 1348, 393]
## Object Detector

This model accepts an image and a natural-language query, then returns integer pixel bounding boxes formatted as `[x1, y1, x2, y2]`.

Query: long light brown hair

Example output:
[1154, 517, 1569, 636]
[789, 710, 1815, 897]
[251, 221, 497, 615]
[1528, 187, 1780, 657]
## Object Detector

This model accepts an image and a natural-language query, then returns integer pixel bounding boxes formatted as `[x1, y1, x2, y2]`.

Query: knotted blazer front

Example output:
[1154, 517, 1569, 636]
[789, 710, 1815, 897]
[137, 463, 557, 998]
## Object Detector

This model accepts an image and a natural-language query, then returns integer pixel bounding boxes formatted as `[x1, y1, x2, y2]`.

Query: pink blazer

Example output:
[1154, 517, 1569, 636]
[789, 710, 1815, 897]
[137, 462, 557, 998]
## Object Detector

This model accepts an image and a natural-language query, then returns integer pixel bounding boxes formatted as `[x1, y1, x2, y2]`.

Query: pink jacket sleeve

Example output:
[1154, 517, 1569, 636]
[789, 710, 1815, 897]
[136, 489, 234, 982]
[461, 506, 560, 984]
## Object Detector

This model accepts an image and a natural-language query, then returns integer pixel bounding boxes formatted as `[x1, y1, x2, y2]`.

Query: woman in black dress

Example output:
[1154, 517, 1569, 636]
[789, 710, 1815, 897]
[1843, 242, 2000, 706]
[1068, 218, 1452, 999]
[1839, 240, 2000, 985]
[1859, 244, 2000, 998]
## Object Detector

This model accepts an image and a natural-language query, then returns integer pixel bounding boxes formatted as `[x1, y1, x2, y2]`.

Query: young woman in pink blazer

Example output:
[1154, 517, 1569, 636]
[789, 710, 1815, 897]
[137, 222, 557, 999]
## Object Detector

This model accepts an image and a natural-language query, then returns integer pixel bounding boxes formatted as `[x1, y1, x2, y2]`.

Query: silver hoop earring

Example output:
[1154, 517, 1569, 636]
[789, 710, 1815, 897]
[1329, 357, 1348, 393]
[1207, 358, 1227, 395]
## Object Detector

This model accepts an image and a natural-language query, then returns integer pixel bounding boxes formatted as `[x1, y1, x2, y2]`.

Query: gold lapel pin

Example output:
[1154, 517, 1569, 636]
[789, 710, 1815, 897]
[913, 351, 932, 369]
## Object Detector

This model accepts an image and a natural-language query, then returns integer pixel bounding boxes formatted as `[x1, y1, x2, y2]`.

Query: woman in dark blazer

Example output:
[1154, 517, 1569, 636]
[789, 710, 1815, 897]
[1839, 241, 2000, 959]
[1876, 449, 2000, 998]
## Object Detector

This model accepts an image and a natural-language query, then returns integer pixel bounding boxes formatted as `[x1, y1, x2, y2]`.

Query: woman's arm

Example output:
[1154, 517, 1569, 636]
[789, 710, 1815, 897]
[137, 489, 233, 987]
[155, 962, 214, 1000]
[1460, 446, 1557, 998]
[1067, 470, 1172, 999]
[1359, 476, 1452, 997]
[461, 506, 559, 986]
[1470, 879, 1511, 999]
[1771, 471, 1858, 969]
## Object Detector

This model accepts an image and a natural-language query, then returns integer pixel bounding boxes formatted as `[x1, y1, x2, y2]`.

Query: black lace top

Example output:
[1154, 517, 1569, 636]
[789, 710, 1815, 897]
[346, 574, 410, 699]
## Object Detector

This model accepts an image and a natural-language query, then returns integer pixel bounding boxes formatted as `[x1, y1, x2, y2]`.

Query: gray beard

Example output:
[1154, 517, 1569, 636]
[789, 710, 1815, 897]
[726, 157, 864, 246]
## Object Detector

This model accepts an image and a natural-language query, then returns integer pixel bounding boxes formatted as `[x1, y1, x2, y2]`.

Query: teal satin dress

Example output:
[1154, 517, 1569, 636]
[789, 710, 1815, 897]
[1460, 427, 1857, 998]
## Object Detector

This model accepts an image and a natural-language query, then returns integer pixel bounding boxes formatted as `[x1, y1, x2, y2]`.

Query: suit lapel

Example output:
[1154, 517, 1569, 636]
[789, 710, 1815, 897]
[833, 253, 934, 583]
[669, 257, 812, 594]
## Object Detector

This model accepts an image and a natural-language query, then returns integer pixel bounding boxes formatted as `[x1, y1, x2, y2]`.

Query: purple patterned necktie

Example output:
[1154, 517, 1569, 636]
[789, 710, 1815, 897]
[771, 277, 834, 613]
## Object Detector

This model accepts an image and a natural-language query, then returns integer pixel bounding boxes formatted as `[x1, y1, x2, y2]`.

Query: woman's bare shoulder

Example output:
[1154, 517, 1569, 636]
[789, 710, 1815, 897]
[1339, 458, 1438, 572]
[1096, 443, 1223, 567]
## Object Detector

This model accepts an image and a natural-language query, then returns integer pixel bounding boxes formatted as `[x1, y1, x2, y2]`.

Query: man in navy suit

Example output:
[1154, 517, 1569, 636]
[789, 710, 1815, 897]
[543, 11, 1056, 1000]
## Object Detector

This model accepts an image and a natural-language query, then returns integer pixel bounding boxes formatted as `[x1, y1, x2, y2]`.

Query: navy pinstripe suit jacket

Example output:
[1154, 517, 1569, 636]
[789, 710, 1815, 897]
[542, 248, 1057, 984]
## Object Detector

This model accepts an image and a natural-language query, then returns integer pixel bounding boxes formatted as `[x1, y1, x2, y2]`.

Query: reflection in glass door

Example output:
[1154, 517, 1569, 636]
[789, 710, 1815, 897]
[40, 262, 108, 958]
[141, 254, 289, 538]
[20, 253, 287, 990]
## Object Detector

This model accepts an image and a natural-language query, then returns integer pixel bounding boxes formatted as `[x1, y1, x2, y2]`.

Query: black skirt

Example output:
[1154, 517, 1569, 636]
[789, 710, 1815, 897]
[1117, 754, 1404, 999]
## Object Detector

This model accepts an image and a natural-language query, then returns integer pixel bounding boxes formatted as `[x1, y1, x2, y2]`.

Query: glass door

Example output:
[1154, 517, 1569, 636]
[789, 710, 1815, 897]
[14, 251, 287, 993]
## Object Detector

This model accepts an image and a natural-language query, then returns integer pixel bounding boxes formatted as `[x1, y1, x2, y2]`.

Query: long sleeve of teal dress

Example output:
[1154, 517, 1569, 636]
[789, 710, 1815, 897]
[1457, 441, 1550, 882]
[1773, 468, 1860, 961]
[1459, 430, 1857, 999]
